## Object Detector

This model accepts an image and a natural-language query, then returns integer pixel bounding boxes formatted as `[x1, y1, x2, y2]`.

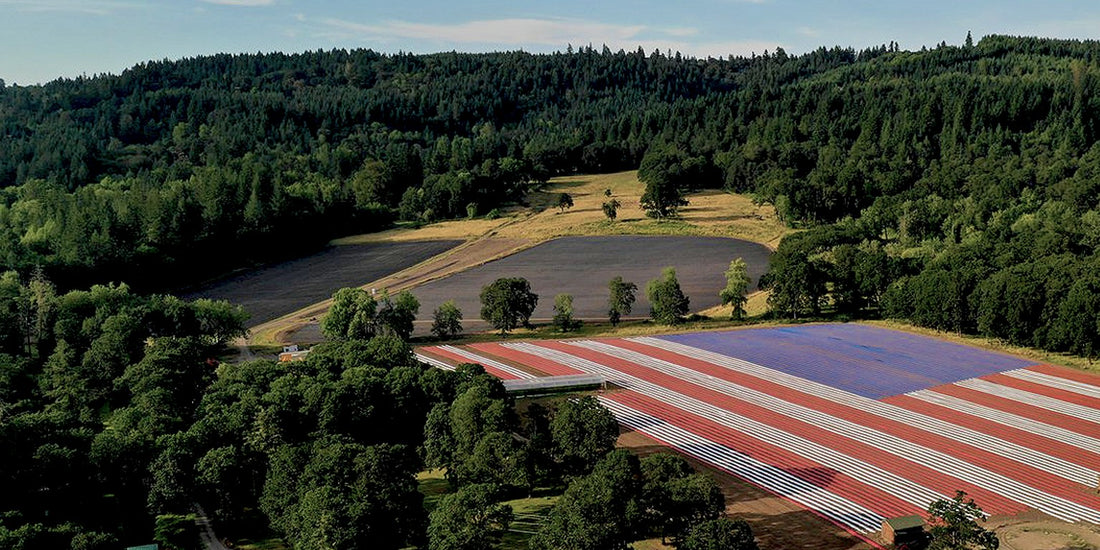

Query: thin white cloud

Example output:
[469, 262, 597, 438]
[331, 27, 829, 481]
[797, 26, 820, 37]
[0, 0, 142, 15]
[200, 0, 274, 6]
[310, 16, 780, 58]
[320, 17, 645, 46]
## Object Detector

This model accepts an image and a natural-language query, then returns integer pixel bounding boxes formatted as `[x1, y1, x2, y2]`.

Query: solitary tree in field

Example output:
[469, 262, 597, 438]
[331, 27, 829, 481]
[602, 198, 621, 221]
[927, 491, 999, 550]
[479, 278, 539, 335]
[322, 287, 378, 340]
[607, 276, 637, 326]
[375, 290, 420, 339]
[647, 267, 690, 325]
[719, 258, 752, 320]
[431, 300, 463, 340]
[640, 175, 688, 219]
[556, 193, 574, 213]
[553, 293, 577, 332]
[638, 147, 690, 219]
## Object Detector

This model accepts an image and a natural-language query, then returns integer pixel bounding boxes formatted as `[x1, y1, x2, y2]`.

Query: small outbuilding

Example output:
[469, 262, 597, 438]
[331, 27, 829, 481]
[882, 515, 926, 547]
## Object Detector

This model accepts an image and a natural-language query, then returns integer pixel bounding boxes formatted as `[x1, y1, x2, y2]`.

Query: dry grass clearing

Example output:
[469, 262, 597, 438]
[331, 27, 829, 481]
[335, 171, 788, 248]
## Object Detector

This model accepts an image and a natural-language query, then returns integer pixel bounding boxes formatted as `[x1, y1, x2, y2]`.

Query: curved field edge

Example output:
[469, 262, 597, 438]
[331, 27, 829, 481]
[245, 171, 789, 347]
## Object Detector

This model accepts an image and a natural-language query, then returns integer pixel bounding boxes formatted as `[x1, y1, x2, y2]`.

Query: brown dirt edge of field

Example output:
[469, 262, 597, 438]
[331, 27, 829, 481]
[992, 513, 1100, 550]
[616, 423, 882, 550]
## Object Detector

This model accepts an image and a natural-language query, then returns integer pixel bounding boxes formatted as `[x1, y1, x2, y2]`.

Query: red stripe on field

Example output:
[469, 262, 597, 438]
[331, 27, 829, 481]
[605, 393, 888, 550]
[983, 373, 1100, 409]
[933, 384, 1100, 439]
[466, 342, 582, 376]
[609, 390, 923, 519]
[420, 346, 521, 380]
[883, 394, 1100, 472]
[1029, 364, 1100, 387]
[473, 343, 586, 377]
[605, 339, 1100, 511]
[527, 340, 1026, 516]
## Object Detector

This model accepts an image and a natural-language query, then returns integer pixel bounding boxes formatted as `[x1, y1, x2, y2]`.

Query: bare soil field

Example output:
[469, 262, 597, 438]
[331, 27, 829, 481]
[285, 235, 771, 341]
[407, 235, 771, 321]
[182, 240, 459, 326]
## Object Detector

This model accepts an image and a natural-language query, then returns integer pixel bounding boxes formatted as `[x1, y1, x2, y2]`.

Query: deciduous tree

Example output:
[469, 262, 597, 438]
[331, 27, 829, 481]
[646, 267, 689, 325]
[479, 278, 538, 335]
[431, 300, 464, 340]
[719, 258, 752, 320]
[607, 276, 637, 326]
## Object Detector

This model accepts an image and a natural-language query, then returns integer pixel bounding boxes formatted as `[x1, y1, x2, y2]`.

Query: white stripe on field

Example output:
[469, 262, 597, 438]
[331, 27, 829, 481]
[620, 338, 1099, 487]
[515, 341, 1100, 524]
[599, 397, 886, 533]
[1003, 369, 1100, 400]
[436, 345, 536, 379]
[415, 353, 455, 371]
[957, 378, 1100, 424]
[907, 389, 1100, 455]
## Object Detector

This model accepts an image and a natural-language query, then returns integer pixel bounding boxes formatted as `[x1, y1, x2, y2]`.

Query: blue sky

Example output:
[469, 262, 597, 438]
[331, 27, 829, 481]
[2, 0, 1099, 85]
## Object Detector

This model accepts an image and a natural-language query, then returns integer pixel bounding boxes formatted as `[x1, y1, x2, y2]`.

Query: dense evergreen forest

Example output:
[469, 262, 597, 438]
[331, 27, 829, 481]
[3, 35, 1098, 355]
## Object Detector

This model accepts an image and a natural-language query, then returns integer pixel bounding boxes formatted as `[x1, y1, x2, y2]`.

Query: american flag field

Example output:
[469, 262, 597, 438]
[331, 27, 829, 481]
[418, 325, 1100, 535]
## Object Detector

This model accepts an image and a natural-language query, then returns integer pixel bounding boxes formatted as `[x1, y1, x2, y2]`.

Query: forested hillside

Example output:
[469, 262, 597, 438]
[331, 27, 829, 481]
[0, 46, 756, 290]
[2, 35, 1100, 352]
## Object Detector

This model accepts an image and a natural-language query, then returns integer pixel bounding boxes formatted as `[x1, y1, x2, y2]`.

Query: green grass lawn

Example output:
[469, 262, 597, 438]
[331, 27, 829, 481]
[417, 469, 452, 514]
[498, 493, 560, 549]
[232, 538, 289, 550]
[418, 469, 564, 549]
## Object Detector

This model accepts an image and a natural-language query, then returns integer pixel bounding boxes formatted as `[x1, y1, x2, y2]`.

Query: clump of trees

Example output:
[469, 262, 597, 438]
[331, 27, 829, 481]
[530, 450, 730, 550]
[321, 287, 420, 340]
[0, 273, 246, 549]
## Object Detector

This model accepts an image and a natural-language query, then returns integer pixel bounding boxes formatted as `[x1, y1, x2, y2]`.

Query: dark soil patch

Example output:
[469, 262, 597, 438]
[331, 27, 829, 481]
[182, 240, 460, 327]
[409, 236, 771, 322]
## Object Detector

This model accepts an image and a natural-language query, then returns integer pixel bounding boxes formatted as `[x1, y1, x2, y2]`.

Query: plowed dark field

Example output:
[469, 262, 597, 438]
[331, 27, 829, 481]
[409, 235, 771, 322]
[182, 240, 460, 326]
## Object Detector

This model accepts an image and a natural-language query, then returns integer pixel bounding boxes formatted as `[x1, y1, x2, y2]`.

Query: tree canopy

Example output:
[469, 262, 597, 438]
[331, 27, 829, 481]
[479, 278, 538, 335]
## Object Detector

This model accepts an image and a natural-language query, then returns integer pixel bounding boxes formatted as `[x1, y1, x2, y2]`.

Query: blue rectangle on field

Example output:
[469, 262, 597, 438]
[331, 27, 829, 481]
[659, 324, 1035, 399]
